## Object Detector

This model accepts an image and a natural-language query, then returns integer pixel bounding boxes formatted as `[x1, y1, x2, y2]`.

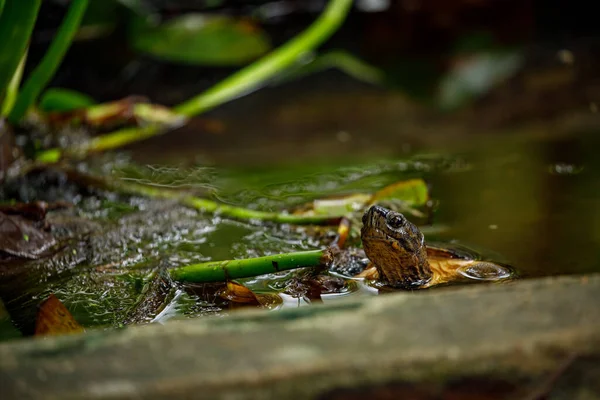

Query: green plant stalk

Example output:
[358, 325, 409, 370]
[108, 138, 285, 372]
[0, 0, 41, 98]
[1, 50, 27, 117]
[116, 180, 341, 225]
[55, 168, 343, 225]
[36, 0, 352, 160]
[173, 0, 353, 116]
[169, 249, 331, 283]
[0, 0, 5, 16]
[181, 196, 341, 224]
[9, 0, 89, 123]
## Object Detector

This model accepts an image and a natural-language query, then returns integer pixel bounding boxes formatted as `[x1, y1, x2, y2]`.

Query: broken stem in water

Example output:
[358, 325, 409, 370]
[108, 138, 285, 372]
[60, 167, 343, 225]
[169, 249, 332, 283]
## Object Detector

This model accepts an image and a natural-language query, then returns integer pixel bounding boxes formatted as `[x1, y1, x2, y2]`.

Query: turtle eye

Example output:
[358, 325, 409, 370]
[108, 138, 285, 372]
[385, 213, 405, 230]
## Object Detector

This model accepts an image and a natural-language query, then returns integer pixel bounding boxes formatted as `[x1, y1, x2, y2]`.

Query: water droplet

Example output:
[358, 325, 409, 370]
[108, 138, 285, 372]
[458, 262, 512, 281]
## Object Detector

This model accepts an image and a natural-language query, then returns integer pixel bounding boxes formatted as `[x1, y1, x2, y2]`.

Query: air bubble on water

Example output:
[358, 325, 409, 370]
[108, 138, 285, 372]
[458, 262, 512, 281]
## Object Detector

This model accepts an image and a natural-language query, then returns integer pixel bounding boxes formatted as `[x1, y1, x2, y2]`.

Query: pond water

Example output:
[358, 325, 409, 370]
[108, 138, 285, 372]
[1, 76, 599, 341]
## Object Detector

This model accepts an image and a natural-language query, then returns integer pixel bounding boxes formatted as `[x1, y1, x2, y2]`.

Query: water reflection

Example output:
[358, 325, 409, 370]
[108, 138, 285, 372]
[457, 262, 512, 281]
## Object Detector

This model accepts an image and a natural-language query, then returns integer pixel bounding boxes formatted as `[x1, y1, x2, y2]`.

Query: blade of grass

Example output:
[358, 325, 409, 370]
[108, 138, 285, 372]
[36, 0, 353, 161]
[1, 50, 27, 117]
[8, 0, 89, 123]
[0, 0, 41, 98]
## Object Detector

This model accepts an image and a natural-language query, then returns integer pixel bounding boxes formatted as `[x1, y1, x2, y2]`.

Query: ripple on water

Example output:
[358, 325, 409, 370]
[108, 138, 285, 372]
[457, 262, 513, 281]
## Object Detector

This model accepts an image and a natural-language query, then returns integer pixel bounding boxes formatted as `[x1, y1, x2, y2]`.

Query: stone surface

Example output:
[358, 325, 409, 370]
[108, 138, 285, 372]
[1, 275, 600, 399]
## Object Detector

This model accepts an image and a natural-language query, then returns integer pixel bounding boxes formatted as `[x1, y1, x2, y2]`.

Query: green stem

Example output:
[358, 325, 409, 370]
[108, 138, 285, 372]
[0, 49, 27, 117]
[57, 168, 343, 225]
[115, 180, 341, 225]
[173, 0, 353, 116]
[9, 0, 88, 123]
[36, 0, 352, 161]
[170, 249, 331, 283]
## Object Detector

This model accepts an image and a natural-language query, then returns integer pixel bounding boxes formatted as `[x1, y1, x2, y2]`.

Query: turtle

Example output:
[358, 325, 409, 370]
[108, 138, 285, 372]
[358, 205, 512, 289]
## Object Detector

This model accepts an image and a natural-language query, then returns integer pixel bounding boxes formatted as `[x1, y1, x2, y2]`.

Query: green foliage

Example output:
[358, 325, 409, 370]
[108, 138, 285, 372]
[174, 0, 353, 117]
[9, 0, 89, 123]
[130, 14, 271, 66]
[35, 0, 353, 161]
[39, 88, 96, 113]
[0, 52, 26, 117]
[0, 1, 41, 103]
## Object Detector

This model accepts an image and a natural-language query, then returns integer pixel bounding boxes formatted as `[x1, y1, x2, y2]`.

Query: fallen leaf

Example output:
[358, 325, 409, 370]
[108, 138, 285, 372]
[219, 281, 260, 305]
[35, 294, 84, 336]
[218, 281, 281, 309]
[0, 212, 56, 259]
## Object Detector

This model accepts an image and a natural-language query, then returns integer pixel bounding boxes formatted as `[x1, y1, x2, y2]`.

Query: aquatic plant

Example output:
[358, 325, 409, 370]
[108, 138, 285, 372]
[36, 0, 355, 161]
[0, 0, 88, 120]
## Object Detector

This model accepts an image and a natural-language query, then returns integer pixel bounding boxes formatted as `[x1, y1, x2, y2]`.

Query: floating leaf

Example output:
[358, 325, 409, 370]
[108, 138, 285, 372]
[129, 14, 271, 66]
[294, 179, 429, 218]
[35, 294, 84, 336]
[305, 194, 371, 217]
[369, 178, 428, 207]
[39, 87, 96, 112]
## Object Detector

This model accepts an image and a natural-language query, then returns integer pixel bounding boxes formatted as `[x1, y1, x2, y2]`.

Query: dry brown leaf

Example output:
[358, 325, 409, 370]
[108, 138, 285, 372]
[34, 294, 84, 336]
[219, 281, 260, 305]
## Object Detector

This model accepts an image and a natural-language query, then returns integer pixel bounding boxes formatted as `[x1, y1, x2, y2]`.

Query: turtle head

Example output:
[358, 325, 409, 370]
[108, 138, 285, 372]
[361, 205, 431, 288]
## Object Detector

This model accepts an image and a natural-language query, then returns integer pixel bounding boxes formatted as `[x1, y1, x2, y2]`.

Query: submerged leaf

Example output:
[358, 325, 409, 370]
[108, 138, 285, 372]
[35, 294, 84, 336]
[218, 281, 281, 309]
[0, 211, 56, 259]
[130, 14, 271, 66]
[219, 281, 260, 305]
